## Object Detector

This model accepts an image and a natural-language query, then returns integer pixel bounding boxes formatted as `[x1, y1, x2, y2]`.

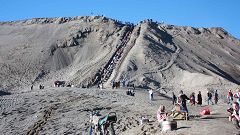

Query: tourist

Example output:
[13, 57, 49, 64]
[207, 91, 214, 105]
[214, 90, 219, 104]
[111, 80, 115, 89]
[172, 92, 177, 105]
[197, 91, 202, 106]
[227, 89, 233, 105]
[157, 105, 167, 123]
[178, 90, 190, 113]
[231, 102, 240, 128]
[234, 89, 240, 105]
[149, 89, 153, 101]
[190, 92, 196, 106]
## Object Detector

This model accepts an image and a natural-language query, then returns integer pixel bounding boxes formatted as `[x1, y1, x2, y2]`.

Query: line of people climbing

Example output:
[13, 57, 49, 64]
[90, 26, 134, 87]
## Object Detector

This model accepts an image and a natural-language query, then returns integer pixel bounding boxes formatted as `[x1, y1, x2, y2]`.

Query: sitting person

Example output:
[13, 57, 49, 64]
[126, 89, 135, 96]
[130, 89, 135, 96]
[157, 105, 167, 123]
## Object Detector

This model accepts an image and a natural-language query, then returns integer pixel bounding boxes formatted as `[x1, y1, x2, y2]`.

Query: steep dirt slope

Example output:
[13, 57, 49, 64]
[0, 17, 240, 93]
[0, 16, 133, 91]
[114, 21, 240, 94]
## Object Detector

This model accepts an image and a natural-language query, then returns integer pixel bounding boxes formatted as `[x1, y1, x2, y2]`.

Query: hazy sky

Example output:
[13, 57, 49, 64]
[0, 0, 239, 39]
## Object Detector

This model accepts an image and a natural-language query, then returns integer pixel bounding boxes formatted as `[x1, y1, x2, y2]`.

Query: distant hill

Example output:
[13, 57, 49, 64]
[0, 16, 240, 92]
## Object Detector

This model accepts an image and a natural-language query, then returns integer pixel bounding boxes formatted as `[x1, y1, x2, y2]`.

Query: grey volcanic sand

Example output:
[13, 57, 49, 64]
[0, 87, 239, 135]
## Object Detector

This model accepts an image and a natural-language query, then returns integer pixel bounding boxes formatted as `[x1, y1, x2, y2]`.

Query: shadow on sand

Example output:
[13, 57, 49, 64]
[156, 92, 172, 101]
[201, 116, 228, 120]
[177, 126, 191, 130]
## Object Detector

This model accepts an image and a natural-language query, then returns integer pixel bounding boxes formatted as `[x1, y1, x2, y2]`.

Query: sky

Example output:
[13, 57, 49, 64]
[0, 0, 239, 39]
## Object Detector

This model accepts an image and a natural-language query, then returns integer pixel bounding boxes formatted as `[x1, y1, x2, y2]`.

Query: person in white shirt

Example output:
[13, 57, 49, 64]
[149, 89, 153, 101]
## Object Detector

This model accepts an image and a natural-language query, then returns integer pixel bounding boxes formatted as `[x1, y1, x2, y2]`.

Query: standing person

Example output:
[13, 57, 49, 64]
[101, 83, 103, 90]
[149, 89, 153, 101]
[122, 80, 126, 87]
[214, 90, 219, 104]
[190, 92, 196, 106]
[99, 83, 103, 90]
[178, 90, 190, 113]
[197, 91, 202, 106]
[228, 89, 234, 105]
[31, 85, 33, 90]
[111, 80, 115, 89]
[234, 89, 240, 105]
[207, 91, 214, 105]
[172, 92, 177, 105]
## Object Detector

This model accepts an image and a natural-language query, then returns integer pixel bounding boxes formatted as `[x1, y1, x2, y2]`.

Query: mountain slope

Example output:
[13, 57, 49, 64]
[0, 16, 240, 92]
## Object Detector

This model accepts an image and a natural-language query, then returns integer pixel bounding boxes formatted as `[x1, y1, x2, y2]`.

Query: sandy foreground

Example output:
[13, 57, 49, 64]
[0, 86, 239, 135]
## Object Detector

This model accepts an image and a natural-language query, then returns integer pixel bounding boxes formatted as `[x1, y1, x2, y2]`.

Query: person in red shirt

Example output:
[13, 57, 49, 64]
[227, 89, 233, 105]
[157, 105, 167, 123]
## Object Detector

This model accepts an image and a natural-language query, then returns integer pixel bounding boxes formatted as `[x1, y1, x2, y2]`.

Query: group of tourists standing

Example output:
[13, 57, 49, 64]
[172, 91, 203, 106]
[170, 89, 220, 113]
[227, 89, 240, 105]
[111, 80, 126, 89]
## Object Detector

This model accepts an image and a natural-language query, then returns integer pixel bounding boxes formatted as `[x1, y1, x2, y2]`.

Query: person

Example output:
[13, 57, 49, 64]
[227, 89, 234, 105]
[111, 80, 115, 89]
[126, 89, 130, 95]
[234, 89, 240, 105]
[126, 89, 134, 96]
[190, 92, 195, 106]
[178, 90, 190, 113]
[197, 91, 202, 106]
[231, 102, 240, 129]
[121, 80, 126, 87]
[99, 83, 102, 90]
[207, 91, 214, 105]
[130, 89, 135, 96]
[157, 105, 167, 123]
[172, 92, 177, 105]
[149, 89, 153, 101]
[31, 85, 33, 90]
[115, 81, 119, 89]
[214, 90, 219, 104]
